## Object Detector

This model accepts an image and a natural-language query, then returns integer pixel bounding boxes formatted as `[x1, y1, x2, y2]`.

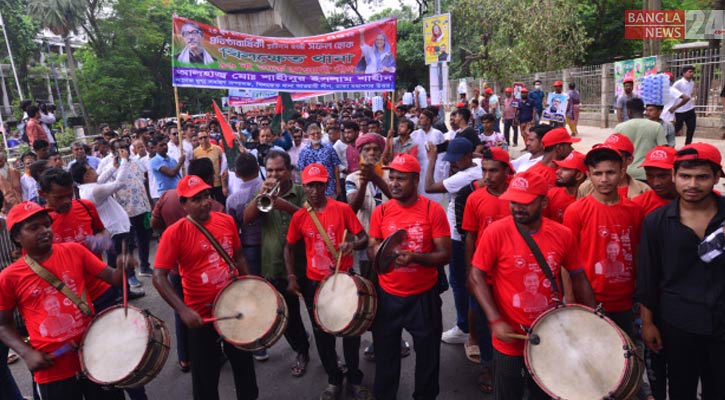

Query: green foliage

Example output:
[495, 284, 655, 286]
[54, 127, 77, 148]
[0, 0, 40, 99]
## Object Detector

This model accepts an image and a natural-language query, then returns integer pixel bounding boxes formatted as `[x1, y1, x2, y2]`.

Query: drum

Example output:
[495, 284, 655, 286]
[313, 272, 377, 336]
[79, 305, 170, 388]
[212, 276, 288, 352]
[524, 304, 643, 400]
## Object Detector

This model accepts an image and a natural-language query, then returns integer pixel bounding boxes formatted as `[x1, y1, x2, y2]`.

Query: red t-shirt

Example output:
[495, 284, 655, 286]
[461, 186, 510, 246]
[286, 199, 364, 282]
[544, 187, 577, 223]
[154, 212, 241, 318]
[49, 200, 110, 301]
[527, 162, 557, 190]
[632, 190, 670, 216]
[0, 243, 107, 383]
[369, 196, 450, 297]
[473, 216, 581, 356]
[563, 195, 643, 313]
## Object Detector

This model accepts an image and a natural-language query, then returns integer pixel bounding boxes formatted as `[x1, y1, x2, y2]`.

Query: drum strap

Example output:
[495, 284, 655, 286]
[303, 201, 339, 260]
[23, 255, 93, 317]
[513, 222, 561, 295]
[185, 216, 238, 275]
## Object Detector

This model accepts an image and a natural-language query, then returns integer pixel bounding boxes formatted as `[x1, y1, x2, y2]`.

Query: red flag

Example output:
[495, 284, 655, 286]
[212, 101, 236, 151]
[274, 94, 283, 115]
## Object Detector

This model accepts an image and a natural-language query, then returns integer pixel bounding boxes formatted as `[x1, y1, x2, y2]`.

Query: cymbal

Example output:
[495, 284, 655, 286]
[374, 229, 408, 274]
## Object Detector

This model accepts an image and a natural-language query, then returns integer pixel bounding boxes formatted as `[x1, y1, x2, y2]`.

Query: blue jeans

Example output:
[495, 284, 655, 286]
[448, 240, 468, 333]
[242, 246, 261, 276]
[169, 272, 189, 363]
[0, 341, 22, 400]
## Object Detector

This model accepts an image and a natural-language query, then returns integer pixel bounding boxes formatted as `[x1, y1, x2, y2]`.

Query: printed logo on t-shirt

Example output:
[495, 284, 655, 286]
[198, 236, 233, 286]
[512, 271, 550, 315]
[593, 226, 634, 282]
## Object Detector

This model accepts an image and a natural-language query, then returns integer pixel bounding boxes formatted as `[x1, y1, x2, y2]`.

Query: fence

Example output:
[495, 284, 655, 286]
[449, 48, 725, 136]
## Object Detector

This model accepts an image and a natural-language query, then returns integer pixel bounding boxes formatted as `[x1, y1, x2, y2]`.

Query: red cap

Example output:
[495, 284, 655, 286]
[623, 77, 634, 84]
[586, 144, 622, 160]
[383, 154, 421, 174]
[553, 81, 563, 86]
[177, 175, 212, 198]
[640, 146, 676, 170]
[456, 102, 466, 108]
[7, 201, 49, 233]
[484, 147, 515, 173]
[541, 127, 581, 147]
[663, 71, 674, 81]
[604, 133, 635, 155]
[500, 171, 549, 204]
[484, 88, 494, 95]
[505, 88, 513, 93]
[521, 88, 529, 93]
[301, 163, 329, 184]
[554, 151, 587, 174]
[675, 143, 723, 172]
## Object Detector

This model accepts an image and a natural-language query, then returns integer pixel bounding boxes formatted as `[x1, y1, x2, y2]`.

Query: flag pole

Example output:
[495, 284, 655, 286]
[390, 91, 395, 131]
[174, 86, 185, 176]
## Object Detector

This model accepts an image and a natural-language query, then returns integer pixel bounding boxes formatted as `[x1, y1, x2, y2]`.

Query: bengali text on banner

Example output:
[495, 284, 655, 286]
[172, 15, 397, 92]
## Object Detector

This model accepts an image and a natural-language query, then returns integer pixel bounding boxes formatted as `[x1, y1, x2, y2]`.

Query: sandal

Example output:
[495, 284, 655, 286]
[178, 361, 190, 373]
[7, 352, 19, 364]
[291, 353, 308, 377]
[477, 367, 493, 393]
[464, 343, 481, 363]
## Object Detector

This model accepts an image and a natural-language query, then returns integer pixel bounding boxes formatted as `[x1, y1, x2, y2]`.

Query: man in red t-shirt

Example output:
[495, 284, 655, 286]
[526, 127, 579, 190]
[469, 170, 596, 400]
[544, 151, 586, 223]
[461, 146, 512, 392]
[0, 201, 131, 399]
[633, 146, 676, 215]
[152, 175, 257, 400]
[285, 163, 370, 400]
[563, 146, 643, 336]
[578, 133, 651, 199]
[367, 154, 451, 400]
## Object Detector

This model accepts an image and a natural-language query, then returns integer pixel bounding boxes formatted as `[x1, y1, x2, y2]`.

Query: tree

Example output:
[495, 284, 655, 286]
[0, 0, 40, 103]
[28, 0, 91, 132]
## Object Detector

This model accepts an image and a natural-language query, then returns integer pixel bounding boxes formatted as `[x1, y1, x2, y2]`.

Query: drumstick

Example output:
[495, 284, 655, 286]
[332, 230, 349, 290]
[121, 240, 128, 317]
[202, 313, 243, 324]
[506, 333, 541, 345]
[49, 341, 77, 358]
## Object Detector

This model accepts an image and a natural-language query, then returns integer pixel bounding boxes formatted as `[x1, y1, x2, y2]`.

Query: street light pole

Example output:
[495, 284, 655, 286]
[0, 9, 24, 101]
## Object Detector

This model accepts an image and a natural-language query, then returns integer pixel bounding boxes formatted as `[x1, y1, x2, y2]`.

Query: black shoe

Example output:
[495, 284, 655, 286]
[127, 290, 145, 300]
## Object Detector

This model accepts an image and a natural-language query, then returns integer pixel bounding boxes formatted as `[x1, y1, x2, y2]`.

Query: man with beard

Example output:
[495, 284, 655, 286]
[367, 154, 451, 400]
[616, 77, 638, 123]
[527, 127, 579, 189]
[469, 170, 596, 400]
[633, 146, 677, 216]
[150, 134, 185, 197]
[512, 125, 550, 173]
[298, 124, 342, 198]
[285, 164, 370, 400]
[382, 120, 417, 165]
[544, 151, 587, 224]
[638, 143, 725, 399]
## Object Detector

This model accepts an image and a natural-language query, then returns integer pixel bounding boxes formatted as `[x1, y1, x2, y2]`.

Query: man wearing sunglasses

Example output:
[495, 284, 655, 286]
[175, 22, 216, 65]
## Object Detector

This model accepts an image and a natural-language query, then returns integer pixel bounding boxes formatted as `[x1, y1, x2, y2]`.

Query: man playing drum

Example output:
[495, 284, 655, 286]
[0, 201, 133, 400]
[367, 154, 451, 400]
[469, 170, 596, 400]
[285, 163, 371, 400]
[152, 175, 257, 400]
[243, 150, 311, 376]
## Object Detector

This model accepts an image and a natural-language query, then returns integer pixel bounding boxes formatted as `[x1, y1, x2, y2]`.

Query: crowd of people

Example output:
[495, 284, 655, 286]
[0, 71, 723, 400]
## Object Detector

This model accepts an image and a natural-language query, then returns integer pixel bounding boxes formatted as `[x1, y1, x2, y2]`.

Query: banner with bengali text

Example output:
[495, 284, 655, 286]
[423, 14, 451, 65]
[227, 89, 332, 106]
[172, 15, 397, 92]
[614, 56, 657, 99]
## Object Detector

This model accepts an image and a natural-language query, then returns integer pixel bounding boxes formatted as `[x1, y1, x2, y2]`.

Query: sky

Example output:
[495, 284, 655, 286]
[320, 0, 418, 20]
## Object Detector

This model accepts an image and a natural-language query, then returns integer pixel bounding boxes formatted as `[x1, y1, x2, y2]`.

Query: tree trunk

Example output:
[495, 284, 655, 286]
[63, 35, 92, 134]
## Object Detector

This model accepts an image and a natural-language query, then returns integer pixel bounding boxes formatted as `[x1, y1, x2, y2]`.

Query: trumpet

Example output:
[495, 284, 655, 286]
[256, 181, 281, 212]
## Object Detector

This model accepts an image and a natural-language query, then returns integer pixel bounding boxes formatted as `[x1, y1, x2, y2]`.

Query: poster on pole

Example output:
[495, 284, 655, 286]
[614, 56, 657, 99]
[542, 93, 569, 123]
[172, 15, 397, 92]
[423, 13, 451, 65]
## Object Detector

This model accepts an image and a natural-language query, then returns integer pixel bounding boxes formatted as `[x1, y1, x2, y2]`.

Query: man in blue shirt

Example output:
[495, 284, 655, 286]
[528, 79, 545, 123]
[516, 88, 537, 138]
[149, 134, 185, 196]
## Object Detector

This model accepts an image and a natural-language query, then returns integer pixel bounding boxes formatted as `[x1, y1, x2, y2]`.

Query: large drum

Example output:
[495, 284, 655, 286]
[212, 276, 288, 352]
[314, 272, 377, 337]
[524, 304, 643, 400]
[79, 305, 170, 388]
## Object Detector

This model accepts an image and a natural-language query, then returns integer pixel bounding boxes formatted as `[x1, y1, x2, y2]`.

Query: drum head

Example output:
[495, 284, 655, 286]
[316, 274, 358, 333]
[374, 229, 408, 274]
[81, 306, 149, 384]
[214, 278, 279, 345]
[526, 306, 628, 400]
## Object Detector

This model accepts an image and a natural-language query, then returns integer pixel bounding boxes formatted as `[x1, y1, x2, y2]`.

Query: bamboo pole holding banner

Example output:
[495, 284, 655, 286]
[174, 86, 185, 176]
[389, 91, 395, 131]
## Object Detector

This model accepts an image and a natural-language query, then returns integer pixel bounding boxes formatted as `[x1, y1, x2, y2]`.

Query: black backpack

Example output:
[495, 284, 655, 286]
[454, 180, 479, 237]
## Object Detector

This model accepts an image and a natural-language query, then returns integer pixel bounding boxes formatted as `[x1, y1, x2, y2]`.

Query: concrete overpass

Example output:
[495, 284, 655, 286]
[208, 0, 328, 37]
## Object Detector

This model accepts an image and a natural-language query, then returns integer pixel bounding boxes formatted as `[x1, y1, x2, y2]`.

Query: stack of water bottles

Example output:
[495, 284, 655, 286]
[640, 73, 671, 106]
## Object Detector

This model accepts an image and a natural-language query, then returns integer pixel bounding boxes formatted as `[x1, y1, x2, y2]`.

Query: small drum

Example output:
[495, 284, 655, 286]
[79, 305, 170, 388]
[212, 276, 288, 352]
[313, 272, 377, 336]
[524, 304, 643, 400]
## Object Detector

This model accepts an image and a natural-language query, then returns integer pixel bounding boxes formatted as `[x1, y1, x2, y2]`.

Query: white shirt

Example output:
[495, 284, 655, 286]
[140, 155, 158, 199]
[661, 86, 684, 123]
[182, 139, 194, 172]
[78, 160, 132, 236]
[411, 127, 446, 202]
[333, 141, 349, 174]
[20, 175, 37, 201]
[672, 77, 695, 113]
[443, 164, 483, 241]
[512, 153, 544, 172]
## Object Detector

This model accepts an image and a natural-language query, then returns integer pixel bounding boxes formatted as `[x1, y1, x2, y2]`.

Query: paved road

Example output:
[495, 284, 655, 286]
[10, 123, 715, 399]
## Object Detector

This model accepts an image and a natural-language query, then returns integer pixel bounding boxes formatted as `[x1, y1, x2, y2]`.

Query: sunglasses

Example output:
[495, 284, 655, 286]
[198, 136, 209, 139]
